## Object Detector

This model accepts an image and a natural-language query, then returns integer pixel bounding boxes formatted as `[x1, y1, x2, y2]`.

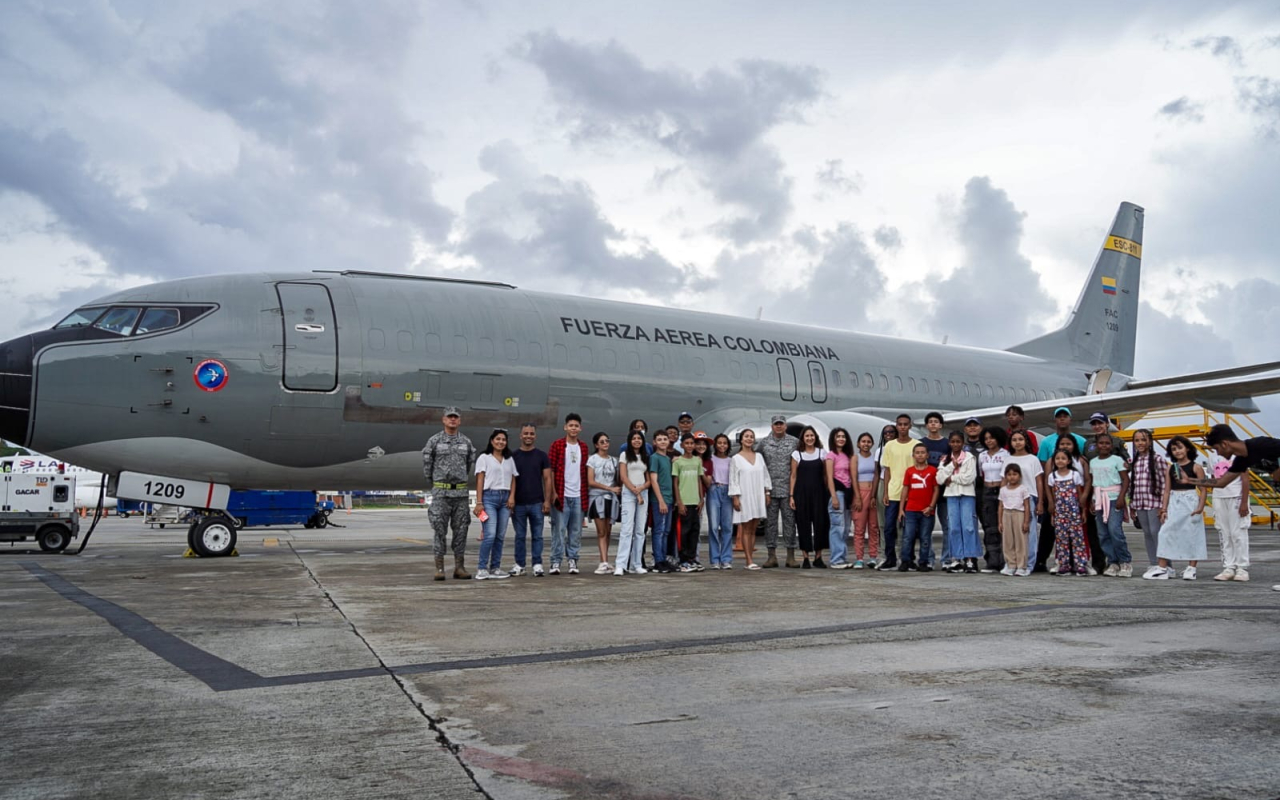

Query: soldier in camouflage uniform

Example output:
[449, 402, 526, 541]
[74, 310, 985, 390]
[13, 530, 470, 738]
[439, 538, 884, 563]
[755, 414, 800, 568]
[423, 407, 477, 580]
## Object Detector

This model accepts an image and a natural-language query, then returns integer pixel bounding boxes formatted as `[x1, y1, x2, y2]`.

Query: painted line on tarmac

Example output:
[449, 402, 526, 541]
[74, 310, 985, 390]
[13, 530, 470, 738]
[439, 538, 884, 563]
[20, 563, 1280, 693]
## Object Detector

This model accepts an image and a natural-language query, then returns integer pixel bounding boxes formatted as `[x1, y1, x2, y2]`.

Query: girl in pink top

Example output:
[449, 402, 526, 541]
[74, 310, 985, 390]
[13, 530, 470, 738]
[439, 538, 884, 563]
[825, 427, 856, 568]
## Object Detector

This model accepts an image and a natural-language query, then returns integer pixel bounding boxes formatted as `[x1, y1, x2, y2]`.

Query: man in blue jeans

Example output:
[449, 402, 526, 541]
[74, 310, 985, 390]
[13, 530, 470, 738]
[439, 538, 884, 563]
[648, 432, 676, 572]
[878, 413, 919, 570]
[509, 423, 552, 577]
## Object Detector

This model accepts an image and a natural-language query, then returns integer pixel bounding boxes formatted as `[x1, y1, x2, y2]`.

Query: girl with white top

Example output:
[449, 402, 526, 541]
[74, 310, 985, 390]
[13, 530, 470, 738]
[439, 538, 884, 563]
[729, 429, 771, 569]
[615, 430, 650, 575]
[978, 427, 1010, 572]
[998, 463, 1033, 576]
[587, 432, 621, 574]
[474, 429, 519, 580]
[936, 431, 979, 573]
[707, 434, 736, 569]
[1144, 436, 1208, 581]
[790, 425, 830, 569]
[1006, 431, 1044, 570]
[851, 432, 880, 568]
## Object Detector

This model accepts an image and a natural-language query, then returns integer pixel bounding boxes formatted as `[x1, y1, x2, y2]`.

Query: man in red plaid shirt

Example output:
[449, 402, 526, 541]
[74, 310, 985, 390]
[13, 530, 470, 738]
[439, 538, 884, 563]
[548, 412, 589, 574]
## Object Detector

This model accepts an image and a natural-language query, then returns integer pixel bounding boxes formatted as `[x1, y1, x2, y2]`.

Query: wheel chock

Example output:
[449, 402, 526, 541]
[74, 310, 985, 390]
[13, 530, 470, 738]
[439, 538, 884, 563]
[229, 548, 239, 557]
[183, 548, 200, 558]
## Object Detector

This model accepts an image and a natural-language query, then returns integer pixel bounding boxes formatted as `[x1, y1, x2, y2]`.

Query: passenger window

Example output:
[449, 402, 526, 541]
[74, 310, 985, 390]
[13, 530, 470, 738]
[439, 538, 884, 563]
[694, 357, 705, 376]
[849, 372, 859, 388]
[626, 351, 640, 370]
[878, 374, 888, 391]
[730, 360, 742, 379]
[453, 335, 468, 356]
[935, 380, 943, 395]
[652, 353, 665, 372]
[747, 362, 759, 380]
[93, 307, 141, 335]
[368, 329, 386, 351]
[504, 339, 519, 360]
[948, 381, 955, 395]
[578, 346, 593, 368]
[986, 384, 994, 398]
[479, 337, 494, 358]
[603, 348, 617, 369]
[552, 344, 567, 366]
[895, 376, 903, 392]
[831, 370, 841, 387]
[398, 331, 413, 352]
[962, 383, 969, 397]
[909, 377, 917, 393]
[425, 333, 441, 354]
[864, 372, 874, 389]
[135, 308, 180, 334]
[997, 386, 1006, 401]
[528, 342, 544, 363]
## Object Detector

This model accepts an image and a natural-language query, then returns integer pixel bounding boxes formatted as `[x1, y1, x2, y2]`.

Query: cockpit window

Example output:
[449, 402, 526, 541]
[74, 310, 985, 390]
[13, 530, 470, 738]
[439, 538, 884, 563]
[92, 307, 142, 335]
[135, 308, 180, 335]
[54, 308, 106, 329]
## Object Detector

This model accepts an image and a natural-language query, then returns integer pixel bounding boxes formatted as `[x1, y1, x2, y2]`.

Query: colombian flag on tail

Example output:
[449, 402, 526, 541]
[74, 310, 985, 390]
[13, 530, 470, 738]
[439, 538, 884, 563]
[1101, 276, 1117, 295]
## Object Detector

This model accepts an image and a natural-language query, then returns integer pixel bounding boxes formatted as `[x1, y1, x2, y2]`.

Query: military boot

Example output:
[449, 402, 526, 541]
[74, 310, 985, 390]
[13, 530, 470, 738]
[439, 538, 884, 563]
[453, 555, 472, 580]
[762, 548, 779, 568]
[434, 556, 446, 582]
[785, 547, 799, 568]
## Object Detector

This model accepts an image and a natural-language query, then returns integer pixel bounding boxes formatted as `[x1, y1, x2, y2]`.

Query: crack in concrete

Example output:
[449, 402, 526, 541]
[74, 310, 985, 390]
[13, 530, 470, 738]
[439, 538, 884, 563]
[287, 543, 495, 800]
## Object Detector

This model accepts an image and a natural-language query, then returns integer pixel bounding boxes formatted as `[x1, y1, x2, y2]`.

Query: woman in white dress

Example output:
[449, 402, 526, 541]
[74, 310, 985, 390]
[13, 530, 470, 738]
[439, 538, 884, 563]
[1145, 435, 1208, 580]
[729, 429, 772, 570]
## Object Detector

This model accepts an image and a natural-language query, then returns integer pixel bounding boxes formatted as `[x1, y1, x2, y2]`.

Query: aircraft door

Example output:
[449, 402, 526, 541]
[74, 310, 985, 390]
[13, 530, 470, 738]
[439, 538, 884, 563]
[808, 361, 827, 404]
[277, 283, 338, 392]
[777, 358, 797, 402]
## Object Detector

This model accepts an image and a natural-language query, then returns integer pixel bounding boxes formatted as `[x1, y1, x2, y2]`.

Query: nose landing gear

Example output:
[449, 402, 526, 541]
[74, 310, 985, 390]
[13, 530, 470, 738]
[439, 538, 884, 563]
[186, 514, 239, 558]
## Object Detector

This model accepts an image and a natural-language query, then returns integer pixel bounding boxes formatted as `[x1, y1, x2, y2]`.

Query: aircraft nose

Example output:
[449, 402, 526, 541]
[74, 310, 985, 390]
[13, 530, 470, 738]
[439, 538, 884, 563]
[0, 334, 34, 447]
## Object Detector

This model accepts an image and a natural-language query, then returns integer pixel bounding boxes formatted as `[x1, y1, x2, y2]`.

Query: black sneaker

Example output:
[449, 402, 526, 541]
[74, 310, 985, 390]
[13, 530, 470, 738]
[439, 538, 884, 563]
[896, 561, 911, 572]
[919, 563, 933, 573]
[879, 559, 897, 571]
[813, 556, 826, 569]
[801, 557, 812, 569]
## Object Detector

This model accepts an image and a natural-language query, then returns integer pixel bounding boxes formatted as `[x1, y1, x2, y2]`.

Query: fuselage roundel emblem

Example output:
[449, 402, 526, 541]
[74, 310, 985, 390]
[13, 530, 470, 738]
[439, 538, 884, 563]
[193, 359, 230, 393]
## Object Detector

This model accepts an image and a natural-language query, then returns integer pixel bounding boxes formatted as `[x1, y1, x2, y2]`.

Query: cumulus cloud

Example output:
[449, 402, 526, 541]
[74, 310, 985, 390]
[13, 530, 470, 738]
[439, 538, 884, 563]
[0, 1, 451, 296]
[514, 30, 822, 244]
[1236, 75, 1280, 136]
[768, 223, 885, 329]
[923, 177, 1055, 347]
[873, 225, 903, 251]
[1189, 35, 1244, 65]
[814, 159, 863, 198]
[453, 141, 696, 293]
[1158, 96, 1205, 123]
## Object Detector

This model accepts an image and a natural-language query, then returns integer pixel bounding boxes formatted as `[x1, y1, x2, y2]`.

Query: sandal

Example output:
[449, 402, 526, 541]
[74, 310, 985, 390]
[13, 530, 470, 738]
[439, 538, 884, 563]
[746, 563, 761, 570]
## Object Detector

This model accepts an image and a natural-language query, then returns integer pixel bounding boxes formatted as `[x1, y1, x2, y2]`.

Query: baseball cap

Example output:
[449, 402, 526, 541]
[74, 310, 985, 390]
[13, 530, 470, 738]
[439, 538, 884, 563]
[694, 430, 710, 440]
[771, 414, 787, 424]
[443, 406, 460, 417]
[678, 411, 693, 421]
[1053, 407, 1072, 417]
[1089, 412, 1108, 423]
[964, 416, 981, 425]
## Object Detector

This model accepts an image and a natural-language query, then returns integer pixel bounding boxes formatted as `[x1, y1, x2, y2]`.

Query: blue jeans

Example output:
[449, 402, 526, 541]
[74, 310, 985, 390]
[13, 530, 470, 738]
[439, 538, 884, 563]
[1026, 495, 1039, 566]
[936, 499, 951, 562]
[550, 498, 583, 564]
[946, 495, 981, 558]
[617, 490, 647, 571]
[651, 496, 673, 563]
[1094, 497, 1131, 565]
[902, 510, 935, 566]
[706, 484, 735, 566]
[477, 489, 511, 571]
[511, 503, 545, 567]
[882, 500, 902, 563]
[828, 491, 851, 564]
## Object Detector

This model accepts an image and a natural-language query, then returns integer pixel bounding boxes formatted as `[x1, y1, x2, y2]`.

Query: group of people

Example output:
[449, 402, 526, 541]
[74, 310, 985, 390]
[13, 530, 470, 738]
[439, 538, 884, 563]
[421, 404, 1276, 585]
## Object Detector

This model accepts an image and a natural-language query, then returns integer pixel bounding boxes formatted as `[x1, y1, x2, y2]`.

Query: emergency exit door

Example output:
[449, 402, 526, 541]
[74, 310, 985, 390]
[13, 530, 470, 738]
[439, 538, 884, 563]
[277, 283, 338, 391]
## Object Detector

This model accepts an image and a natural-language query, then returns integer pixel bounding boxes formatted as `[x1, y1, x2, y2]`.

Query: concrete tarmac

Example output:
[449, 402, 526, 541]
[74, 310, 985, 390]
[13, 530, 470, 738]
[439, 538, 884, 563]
[2, 510, 1278, 799]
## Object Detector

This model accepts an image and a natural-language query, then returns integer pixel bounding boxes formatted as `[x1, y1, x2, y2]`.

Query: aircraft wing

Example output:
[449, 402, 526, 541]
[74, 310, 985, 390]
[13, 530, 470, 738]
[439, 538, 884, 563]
[941, 364, 1280, 429]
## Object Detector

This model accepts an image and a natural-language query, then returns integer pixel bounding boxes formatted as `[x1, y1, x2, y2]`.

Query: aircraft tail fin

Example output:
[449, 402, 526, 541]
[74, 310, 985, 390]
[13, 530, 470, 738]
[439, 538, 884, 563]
[1007, 202, 1143, 376]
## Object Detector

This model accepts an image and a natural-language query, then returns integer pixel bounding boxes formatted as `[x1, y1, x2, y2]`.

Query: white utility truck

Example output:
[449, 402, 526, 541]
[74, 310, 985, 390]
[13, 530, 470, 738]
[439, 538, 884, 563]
[0, 472, 80, 552]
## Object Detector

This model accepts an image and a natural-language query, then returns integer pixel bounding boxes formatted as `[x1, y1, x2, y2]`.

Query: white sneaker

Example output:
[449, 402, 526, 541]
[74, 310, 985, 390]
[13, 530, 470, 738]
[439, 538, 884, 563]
[613, 566, 625, 576]
[509, 565, 526, 577]
[568, 559, 580, 575]
[533, 563, 545, 577]
[474, 569, 490, 581]
[1233, 569, 1250, 582]
[1214, 568, 1236, 581]
[1103, 564, 1120, 577]
[489, 569, 510, 580]
[1271, 584, 1280, 592]
[1048, 562, 1059, 574]
[1143, 566, 1171, 580]
[1014, 568, 1030, 577]
[1180, 566, 1197, 581]
[1119, 563, 1133, 578]
[595, 562, 612, 575]
[1086, 564, 1098, 576]
[1000, 565, 1015, 576]
[722, 563, 733, 570]
[633, 566, 648, 574]
[549, 562, 560, 575]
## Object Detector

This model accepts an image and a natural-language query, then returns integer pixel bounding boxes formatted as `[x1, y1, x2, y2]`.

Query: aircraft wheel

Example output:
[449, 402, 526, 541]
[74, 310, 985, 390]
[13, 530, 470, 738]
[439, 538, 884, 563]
[158, 524, 166, 529]
[37, 525, 71, 553]
[191, 516, 237, 558]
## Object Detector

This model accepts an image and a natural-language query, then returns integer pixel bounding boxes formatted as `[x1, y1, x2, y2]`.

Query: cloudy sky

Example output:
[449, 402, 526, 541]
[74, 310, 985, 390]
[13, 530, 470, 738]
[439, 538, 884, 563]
[2, 1, 1279, 418]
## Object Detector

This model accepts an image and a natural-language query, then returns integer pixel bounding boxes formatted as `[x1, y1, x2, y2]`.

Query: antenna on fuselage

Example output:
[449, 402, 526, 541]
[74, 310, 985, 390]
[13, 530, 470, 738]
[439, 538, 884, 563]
[941, 335, 949, 345]
[755, 306, 763, 320]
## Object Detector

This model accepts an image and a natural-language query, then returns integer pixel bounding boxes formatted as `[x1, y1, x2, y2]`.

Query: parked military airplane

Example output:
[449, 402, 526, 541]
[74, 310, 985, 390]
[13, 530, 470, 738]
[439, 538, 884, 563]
[2, 202, 1278, 554]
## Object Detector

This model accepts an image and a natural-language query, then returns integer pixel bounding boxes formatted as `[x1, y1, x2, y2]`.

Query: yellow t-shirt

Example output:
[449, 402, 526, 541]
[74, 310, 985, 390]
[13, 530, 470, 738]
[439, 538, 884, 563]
[880, 438, 920, 499]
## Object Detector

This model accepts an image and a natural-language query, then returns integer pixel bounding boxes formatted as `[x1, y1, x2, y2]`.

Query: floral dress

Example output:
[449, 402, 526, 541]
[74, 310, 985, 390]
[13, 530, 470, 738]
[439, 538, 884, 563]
[1050, 471, 1088, 575]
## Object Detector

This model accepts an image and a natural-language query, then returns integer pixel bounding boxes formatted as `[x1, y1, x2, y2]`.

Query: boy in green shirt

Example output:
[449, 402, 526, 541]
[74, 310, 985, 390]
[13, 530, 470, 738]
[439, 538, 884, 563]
[672, 434, 706, 572]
